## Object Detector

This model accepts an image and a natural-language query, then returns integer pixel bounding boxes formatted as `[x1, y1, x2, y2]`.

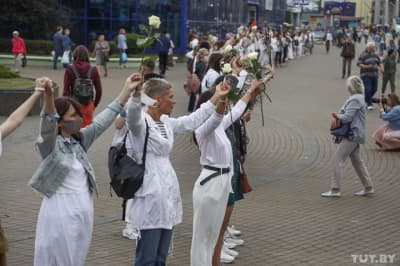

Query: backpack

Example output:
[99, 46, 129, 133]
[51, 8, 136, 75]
[343, 45, 352, 57]
[70, 64, 94, 105]
[108, 120, 149, 220]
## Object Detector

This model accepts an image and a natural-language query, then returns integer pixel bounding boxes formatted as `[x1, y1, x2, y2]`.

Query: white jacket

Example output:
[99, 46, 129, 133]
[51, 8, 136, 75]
[126, 97, 215, 230]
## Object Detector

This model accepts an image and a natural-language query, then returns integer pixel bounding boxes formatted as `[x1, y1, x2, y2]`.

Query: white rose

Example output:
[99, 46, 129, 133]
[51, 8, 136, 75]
[224, 45, 233, 53]
[222, 63, 232, 74]
[247, 52, 258, 60]
[148, 15, 161, 29]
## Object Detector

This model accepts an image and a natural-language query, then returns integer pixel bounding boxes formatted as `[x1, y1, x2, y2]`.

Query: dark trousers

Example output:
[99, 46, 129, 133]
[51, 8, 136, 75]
[274, 52, 282, 66]
[135, 228, 173, 266]
[342, 57, 352, 78]
[326, 41, 330, 53]
[53, 50, 63, 69]
[283, 46, 288, 62]
[158, 52, 168, 75]
[188, 92, 197, 112]
[362, 76, 378, 106]
[382, 73, 395, 95]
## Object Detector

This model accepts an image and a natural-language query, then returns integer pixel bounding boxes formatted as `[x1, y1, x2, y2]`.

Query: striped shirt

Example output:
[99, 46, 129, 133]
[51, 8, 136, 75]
[357, 50, 381, 78]
[155, 121, 168, 139]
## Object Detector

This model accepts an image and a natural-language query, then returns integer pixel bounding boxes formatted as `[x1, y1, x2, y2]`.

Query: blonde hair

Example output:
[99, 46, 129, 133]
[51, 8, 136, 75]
[346, 75, 364, 95]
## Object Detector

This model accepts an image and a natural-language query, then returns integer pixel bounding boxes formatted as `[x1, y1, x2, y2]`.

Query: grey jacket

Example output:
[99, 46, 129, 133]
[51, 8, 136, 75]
[337, 94, 367, 144]
[29, 101, 123, 197]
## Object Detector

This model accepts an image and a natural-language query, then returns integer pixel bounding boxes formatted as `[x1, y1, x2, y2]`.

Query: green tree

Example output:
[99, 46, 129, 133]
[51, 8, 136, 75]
[0, 0, 70, 40]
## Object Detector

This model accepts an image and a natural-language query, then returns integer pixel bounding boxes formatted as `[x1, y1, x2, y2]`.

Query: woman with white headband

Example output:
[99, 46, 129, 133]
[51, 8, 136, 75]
[125, 75, 230, 265]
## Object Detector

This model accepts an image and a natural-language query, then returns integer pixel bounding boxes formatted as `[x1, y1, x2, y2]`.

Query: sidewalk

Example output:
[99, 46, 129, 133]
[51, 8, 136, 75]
[1, 43, 399, 266]
[0, 54, 178, 68]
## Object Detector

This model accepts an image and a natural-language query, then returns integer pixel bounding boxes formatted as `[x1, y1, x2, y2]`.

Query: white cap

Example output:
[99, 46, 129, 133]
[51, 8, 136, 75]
[12, 31, 19, 36]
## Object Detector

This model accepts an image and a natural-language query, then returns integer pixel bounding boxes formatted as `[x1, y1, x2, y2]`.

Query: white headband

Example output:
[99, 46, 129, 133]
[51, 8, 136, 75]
[141, 92, 157, 107]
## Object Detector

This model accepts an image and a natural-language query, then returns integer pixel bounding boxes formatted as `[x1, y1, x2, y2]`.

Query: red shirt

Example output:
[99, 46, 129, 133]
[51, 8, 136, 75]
[63, 61, 102, 107]
[11, 37, 26, 55]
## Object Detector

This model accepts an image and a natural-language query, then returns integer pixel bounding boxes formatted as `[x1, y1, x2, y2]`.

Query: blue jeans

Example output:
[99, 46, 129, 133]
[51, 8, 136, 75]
[361, 76, 378, 106]
[135, 229, 173, 266]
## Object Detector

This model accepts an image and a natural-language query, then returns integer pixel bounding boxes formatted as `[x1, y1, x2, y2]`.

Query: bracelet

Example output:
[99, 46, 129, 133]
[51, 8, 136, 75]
[34, 87, 45, 92]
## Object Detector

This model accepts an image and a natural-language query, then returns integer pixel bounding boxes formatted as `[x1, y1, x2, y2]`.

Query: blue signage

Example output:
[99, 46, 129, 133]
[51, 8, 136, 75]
[324, 1, 356, 17]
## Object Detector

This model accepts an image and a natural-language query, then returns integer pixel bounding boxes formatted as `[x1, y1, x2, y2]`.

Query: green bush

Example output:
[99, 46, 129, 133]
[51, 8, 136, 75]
[125, 33, 146, 55]
[0, 64, 19, 78]
[0, 38, 53, 56]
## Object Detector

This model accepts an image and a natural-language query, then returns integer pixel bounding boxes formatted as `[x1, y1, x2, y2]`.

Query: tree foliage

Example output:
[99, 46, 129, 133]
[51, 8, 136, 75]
[0, 0, 70, 40]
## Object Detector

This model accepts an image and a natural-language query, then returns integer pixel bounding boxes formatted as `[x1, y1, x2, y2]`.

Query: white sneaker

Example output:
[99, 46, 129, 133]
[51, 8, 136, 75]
[223, 240, 237, 249]
[367, 106, 375, 111]
[321, 190, 341, 197]
[354, 189, 375, 196]
[122, 227, 138, 240]
[224, 235, 244, 246]
[223, 245, 239, 257]
[220, 250, 235, 263]
[227, 225, 241, 236]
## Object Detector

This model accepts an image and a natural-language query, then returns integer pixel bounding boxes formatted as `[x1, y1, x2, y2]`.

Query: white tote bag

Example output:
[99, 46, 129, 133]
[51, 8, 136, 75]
[61, 51, 70, 64]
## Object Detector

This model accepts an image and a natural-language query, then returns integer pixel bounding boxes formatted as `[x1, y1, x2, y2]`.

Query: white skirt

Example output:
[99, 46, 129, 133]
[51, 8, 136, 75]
[34, 191, 93, 266]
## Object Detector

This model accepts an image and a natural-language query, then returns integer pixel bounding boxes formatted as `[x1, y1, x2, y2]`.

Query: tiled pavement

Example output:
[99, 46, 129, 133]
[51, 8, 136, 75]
[1, 43, 400, 266]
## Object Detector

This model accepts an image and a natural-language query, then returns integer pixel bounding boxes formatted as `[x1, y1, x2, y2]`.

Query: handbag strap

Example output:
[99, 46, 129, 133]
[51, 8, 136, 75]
[122, 119, 149, 165]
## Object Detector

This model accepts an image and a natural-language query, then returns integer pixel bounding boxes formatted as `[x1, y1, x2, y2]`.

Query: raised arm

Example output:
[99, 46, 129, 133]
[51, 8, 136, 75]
[35, 78, 59, 159]
[222, 78, 264, 129]
[0, 78, 45, 139]
[169, 80, 232, 134]
[195, 82, 230, 138]
[81, 73, 142, 149]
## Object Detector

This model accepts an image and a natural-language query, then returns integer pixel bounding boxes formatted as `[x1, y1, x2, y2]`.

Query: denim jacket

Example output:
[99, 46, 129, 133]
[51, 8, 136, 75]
[29, 101, 123, 197]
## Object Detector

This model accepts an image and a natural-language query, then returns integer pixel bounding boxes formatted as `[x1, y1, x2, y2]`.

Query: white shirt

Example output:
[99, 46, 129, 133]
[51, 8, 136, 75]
[57, 138, 89, 193]
[195, 100, 247, 167]
[201, 69, 221, 93]
[326, 32, 333, 41]
[126, 96, 215, 230]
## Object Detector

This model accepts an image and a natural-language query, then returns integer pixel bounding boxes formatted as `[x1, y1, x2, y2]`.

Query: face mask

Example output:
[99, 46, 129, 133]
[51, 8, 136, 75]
[62, 118, 82, 134]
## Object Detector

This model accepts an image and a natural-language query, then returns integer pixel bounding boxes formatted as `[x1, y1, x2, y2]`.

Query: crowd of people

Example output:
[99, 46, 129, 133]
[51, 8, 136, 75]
[3, 20, 400, 266]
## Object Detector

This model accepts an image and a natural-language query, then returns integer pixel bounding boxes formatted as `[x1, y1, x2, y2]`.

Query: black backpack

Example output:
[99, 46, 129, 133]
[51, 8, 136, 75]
[108, 120, 149, 220]
[70, 64, 94, 105]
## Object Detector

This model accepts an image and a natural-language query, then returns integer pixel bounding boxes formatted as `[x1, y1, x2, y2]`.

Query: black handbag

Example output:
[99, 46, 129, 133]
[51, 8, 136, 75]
[330, 121, 351, 138]
[108, 120, 149, 200]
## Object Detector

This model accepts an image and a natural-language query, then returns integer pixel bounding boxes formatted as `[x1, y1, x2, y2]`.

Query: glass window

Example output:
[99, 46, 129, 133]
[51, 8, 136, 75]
[87, 19, 111, 47]
[88, 0, 111, 18]
[111, 0, 136, 19]
[62, 0, 85, 17]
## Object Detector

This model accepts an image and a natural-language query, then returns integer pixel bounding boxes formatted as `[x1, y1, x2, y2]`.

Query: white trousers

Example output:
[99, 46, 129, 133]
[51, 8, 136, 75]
[190, 167, 231, 266]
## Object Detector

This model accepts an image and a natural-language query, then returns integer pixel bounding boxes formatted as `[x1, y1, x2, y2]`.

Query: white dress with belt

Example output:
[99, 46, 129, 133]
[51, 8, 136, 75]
[191, 100, 247, 266]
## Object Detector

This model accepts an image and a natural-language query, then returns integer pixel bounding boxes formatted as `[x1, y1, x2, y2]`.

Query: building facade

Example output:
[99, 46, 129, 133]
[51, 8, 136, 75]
[59, 0, 286, 54]
[372, 0, 400, 25]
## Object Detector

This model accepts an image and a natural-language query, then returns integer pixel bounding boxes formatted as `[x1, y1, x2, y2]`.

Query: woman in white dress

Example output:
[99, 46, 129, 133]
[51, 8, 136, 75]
[30, 74, 140, 266]
[0, 77, 46, 266]
[191, 77, 263, 266]
[126, 77, 230, 265]
[201, 53, 223, 93]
